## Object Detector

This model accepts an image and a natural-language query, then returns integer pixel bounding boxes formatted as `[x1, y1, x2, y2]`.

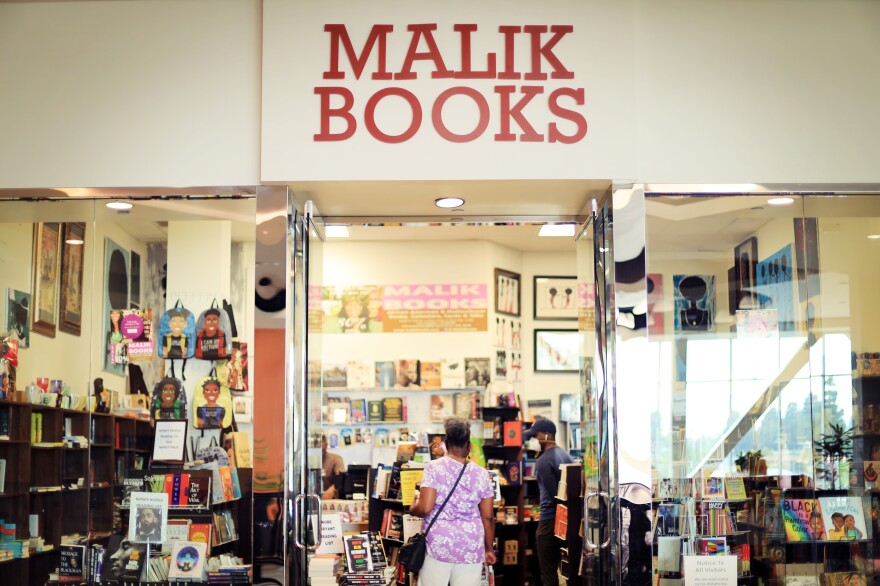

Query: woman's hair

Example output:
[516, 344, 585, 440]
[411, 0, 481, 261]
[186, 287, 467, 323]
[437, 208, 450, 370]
[444, 416, 471, 449]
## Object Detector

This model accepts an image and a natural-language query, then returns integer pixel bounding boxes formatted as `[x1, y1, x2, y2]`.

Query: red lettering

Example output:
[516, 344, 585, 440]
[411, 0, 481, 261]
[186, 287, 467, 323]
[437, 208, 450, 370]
[314, 87, 356, 141]
[523, 25, 574, 80]
[395, 24, 454, 80]
[323, 24, 394, 80]
[548, 88, 587, 143]
[432, 87, 490, 143]
[494, 86, 544, 142]
[498, 26, 522, 80]
[364, 88, 422, 143]
[454, 25, 496, 79]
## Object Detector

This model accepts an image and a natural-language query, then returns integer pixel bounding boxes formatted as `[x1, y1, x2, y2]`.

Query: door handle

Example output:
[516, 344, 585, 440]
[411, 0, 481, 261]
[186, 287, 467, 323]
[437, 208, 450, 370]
[598, 491, 612, 549]
[293, 493, 324, 551]
[584, 492, 599, 550]
[293, 493, 308, 550]
[307, 493, 323, 552]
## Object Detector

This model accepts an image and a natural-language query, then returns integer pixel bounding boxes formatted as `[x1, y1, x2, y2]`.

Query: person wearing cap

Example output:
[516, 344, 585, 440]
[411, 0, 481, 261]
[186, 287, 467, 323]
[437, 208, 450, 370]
[524, 418, 573, 586]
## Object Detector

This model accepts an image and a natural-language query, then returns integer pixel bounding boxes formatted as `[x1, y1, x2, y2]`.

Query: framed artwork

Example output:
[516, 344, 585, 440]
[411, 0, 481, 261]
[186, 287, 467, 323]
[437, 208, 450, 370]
[494, 268, 521, 317]
[673, 274, 715, 332]
[232, 395, 253, 423]
[6, 289, 31, 349]
[103, 237, 130, 374]
[59, 222, 86, 336]
[31, 222, 62, 338]
[734, 237, 758, 310]
[534, 329, 580, 372]
[533, 275, 577, 320]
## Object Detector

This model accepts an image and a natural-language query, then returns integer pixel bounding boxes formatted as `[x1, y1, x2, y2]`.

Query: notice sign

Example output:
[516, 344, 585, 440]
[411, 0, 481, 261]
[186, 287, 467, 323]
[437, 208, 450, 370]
[152, 419, 188, 463]
[684, 556, 736, 586]
[313, 513, 344, 554]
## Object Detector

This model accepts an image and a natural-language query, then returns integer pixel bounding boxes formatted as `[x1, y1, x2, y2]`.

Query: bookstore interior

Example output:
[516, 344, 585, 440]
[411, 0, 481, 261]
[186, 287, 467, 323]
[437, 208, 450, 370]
[2, 189, 880, 586]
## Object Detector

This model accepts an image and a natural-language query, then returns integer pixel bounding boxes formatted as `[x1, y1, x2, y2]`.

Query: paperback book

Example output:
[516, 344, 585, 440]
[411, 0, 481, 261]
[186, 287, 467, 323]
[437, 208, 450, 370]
[818, 496, 868, 541]
[168, 540, 207, 581]
[782, 498, 821, 542]
[128, 491, 168, 544]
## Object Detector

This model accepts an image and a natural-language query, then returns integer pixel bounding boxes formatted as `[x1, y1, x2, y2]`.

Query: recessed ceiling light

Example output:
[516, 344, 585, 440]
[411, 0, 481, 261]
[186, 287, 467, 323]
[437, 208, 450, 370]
[435, 197, 464, 209]
[325, 225, 350, 238]
[65, 238, 84, 245]
[538, 224, 576, 237]
[767, 197, 794, 206]
[106, 200, 133, 210]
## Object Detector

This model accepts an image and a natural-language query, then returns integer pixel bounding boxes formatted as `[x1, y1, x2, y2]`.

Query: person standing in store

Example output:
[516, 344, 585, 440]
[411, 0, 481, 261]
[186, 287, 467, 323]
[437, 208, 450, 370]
[321, 435, 345, 500]
[524, 418, 573, 586]
[409, 416, 496, 586]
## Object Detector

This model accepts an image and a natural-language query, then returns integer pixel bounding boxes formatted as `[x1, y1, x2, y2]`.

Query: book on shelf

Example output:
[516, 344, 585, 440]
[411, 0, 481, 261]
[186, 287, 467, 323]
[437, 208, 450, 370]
[0, 458, 5, 493]
[419, 361, 442, 389]
[347, 360, 375, 389]
[504, 506, 519, 525]
[58, 544, 87, 583]
[101, 541, 148, 581]
[469, 437, 486, 467]
[430, 394, 453, 421]
[817, 495, 868, 541]
[698, 536, 726, 555]
[699, 501, 734, 537]
[401, 515, 422, 542]
[440, 359, 466, 388]
[554, 503, 568, 538]
[782, 498, 821, 542]
[487, 469, 502, 502]
[188, 523, 212, 546]
[375, 361, 396, 389]
[163, 518, 192, 553]
[394, 359, 420, 388]
[326, 397, 352, 424]
[367, 400, 384, 422]
[657, 502, 681, 537]
[398, 468, 424, 506]
[343, 533, 373, 572]
[167, 540, 207, 581]
[454, 392, 478, 419]
[503, 420, 522, 446]
[726, 477, 747, 501]
[504, 460, 522, 486]
[350, 399, 367, 423]
[864, 461, 880, 488]
[218, 466, 236, 502]
[382, 397, 404, 422]
[362, 531, 387, 570]
[323, 362, 348, 389]
[396, 442, 418, 463]
[385, 461, 403, 500]
[784, 577, 820, 586]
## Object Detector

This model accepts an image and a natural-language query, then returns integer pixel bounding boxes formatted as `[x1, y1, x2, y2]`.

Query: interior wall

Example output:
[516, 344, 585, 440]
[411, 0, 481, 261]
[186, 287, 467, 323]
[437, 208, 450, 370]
[0, 0, 262, 188]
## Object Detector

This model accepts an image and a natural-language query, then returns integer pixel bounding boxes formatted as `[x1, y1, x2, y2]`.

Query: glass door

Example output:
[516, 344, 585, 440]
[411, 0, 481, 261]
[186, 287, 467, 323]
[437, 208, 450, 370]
[579, 193, 620, 585]
[286, 198, 325, 585]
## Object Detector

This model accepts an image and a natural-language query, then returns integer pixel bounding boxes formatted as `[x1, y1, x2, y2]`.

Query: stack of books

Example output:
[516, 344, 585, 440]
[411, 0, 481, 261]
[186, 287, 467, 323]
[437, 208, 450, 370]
[339, 571, 387, 585]
[309, 554, 341, 586]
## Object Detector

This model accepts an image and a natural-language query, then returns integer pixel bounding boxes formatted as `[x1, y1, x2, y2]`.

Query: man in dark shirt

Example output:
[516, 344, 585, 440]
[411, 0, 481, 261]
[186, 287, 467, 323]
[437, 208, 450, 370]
[524, 418, 573, 586]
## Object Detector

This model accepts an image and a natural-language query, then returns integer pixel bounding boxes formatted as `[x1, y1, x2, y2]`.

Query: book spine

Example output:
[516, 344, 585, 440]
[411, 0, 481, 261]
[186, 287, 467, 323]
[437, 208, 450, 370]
[180, 473, 190, 506]
[171, 473, 182, 506]
[165, 473, 175, 505]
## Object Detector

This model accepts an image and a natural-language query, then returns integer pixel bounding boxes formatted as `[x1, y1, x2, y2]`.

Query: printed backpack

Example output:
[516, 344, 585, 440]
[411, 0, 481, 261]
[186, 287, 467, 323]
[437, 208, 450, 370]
[157, 300, 196, 360]
[194, 300, 233, 361]
[191, 373, 233, 429]
[150, 375, 187, 422]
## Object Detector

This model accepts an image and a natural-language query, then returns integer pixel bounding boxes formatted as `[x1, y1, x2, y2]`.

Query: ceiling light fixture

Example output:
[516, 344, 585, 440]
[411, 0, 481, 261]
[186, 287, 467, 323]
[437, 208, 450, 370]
[435, 197, 464, 209]
[325, 225, 350, 238]
[767, 197, 794, 206]
[868, 234, 880, 240]
[538, 224, 576, 237]
[65, 238, 84, 245]
[106, 200, 133, 210]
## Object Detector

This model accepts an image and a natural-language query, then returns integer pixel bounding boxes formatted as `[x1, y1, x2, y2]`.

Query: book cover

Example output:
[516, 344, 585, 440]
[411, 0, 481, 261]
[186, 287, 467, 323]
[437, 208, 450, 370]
[399, 469, 424, 506]
[702, 475, 725, 501]
[818, 496, 868, 541]
[0, 459, 6, 494]
[385, 462, 402, 500]
[367, 400, 384, 422]
[785, 577, 821, 586]
[865, 461, 880, 487]
[326, 397, 351, 424]
[454, 392, 477, 419]
[386, 512, 404, 540]
[382, 397, 404, 422]
[503, 421, 523, 446]
[230, 467, 242, 500]
[188, 523, 212, 546]
[429, 394, 452, 421]
[102, 541, 147, 581]
[343, 534, 373, 573]
[163, 518, 192, 553]
[322, 362, 348, 388]
[231, 432, 252, 468]
[505, 461, 522, 486]
[396, 442, 418, 463]
[782, 499, 821, 542]
[394, 359, 420, 388]
[347, 360, 375, 389]
[128, 491, 168, 544]
[821, 573, 866, 586]
[219, 466, 236, 502]
[362, 530, 387, 570]
[401, 515, 422, 542]
[726, 477, 747, 501]
[464, 357, 491, 387]
[375, 361, 396, 388]
[350, 399, 367, 423]
[487, 469, 502, 502]
[168, 540, 207, 580]
[657, 503, 680, 536]
[699, 536, 727, 555]
[58, 544, 86, 583]
[419, 361, 442, 389]
[440, 359, 465, 388]
[186, 475, 211, 508]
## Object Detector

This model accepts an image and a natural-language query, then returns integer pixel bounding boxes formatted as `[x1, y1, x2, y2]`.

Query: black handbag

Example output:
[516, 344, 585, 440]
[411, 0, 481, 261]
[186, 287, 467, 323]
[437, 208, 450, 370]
[398, 460, 469, 574]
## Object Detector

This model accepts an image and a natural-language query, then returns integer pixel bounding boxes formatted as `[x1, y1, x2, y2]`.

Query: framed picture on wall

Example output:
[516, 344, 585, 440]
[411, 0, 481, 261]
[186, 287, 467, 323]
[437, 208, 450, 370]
[533, 275, 577, 320]
[232, 395, 253, 423]
[59, 222, 86, 336]
[534, 329, 579, 372]
[103, 237, 130, 374]
[495, 268, 521, 317]
[32, 222, 62, 338]
[734, 236, 758, 310]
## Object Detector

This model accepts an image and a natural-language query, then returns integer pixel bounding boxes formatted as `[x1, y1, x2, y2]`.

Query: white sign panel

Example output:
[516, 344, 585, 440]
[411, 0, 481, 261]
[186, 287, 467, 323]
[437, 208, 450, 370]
[313, 513, 344, 554]
[683, 556, 737, 586]
[262, 0, 636, 181]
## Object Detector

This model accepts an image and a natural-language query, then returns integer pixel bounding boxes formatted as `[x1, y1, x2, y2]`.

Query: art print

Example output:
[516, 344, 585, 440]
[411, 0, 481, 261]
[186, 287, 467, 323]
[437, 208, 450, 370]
[534, 329, 579, 372]
[673, 275, 715, 332]
[32, 222, 62, 337]
[757, 244, 794, 332]
[59, 222, 86, 336]
[533, 275, 577, 320]
[494, 268, 520, 317]
[6, 289, 31, 348]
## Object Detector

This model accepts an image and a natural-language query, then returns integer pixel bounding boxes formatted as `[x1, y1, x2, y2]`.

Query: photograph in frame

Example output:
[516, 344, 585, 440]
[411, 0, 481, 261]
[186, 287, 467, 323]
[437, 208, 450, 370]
[533, 275, 577, 320]
[59, 222, 86, 336]
[232, 395, 253, 423]
[32, 222, 62, 338]
[6, 288, 31, 349]
[534, 329, 579, 372]
[494, 268, 520, 317]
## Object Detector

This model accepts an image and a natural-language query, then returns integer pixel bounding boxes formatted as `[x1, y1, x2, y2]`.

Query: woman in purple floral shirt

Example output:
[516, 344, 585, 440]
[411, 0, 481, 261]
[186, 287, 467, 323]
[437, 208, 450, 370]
[409, 417, 496, 586]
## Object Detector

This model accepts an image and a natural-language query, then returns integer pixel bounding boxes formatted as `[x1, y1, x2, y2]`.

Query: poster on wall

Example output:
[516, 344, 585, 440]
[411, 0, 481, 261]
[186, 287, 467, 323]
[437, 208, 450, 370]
[673, 275, 715, 332]
[757, 244, 794, 332]
[31, 222, 62, 338]
[6, 289, 31, 349]
[103, 238, 130, 374]
[59, 222, 86, 336]
[321, 284, 488, 334]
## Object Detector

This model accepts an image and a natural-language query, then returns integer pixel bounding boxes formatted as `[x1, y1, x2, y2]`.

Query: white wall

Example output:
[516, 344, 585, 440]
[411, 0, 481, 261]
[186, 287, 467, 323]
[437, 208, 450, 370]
[0, 0, 262, 188]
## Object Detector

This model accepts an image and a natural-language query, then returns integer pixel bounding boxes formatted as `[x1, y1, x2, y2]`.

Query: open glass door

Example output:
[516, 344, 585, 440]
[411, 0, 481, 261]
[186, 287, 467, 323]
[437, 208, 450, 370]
[287, 199, 325, 585]
[579, 193, 621, 585]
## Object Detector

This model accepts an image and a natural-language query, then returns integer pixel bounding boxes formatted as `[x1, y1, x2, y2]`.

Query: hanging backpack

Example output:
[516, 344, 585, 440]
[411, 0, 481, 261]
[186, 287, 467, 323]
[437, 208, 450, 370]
[157, 300, 196, 360]
[150, 375, 187, 422]
[194, 300, 232, 361]
[191, 373, 233, 429]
